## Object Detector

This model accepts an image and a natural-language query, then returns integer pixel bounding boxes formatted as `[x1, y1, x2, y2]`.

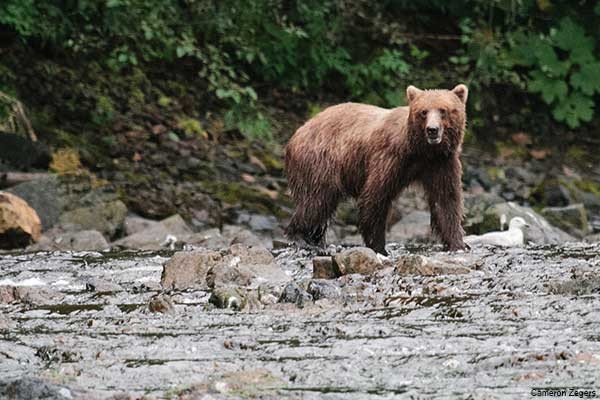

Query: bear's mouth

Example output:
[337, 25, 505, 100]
[427, 136, 442, 144]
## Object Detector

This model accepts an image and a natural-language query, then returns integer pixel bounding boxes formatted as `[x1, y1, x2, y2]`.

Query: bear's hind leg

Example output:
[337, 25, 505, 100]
[285, 192, 340, 247]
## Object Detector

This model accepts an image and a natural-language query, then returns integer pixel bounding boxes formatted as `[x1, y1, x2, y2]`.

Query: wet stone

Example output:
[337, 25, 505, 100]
[31, 229, 109, 251]
[85, 278, 124, 294]
[206, 245, 290, 289]
[180, 228, 230, 249]
[161, 249, 222, 290]
[0, 377, 76, 400]
[541, 203, 590, 238]
[333, 247, 383, 275]
[395, 254, 472, 276]
[312, 256, 339, 279]
[278, 282, 312, 307]
[307, 279, 343, 301]
[148, 294, 174, 313]
[0, 285, 64, 305]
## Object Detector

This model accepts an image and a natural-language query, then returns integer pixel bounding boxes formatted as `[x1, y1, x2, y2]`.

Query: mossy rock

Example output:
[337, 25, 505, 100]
[541, 204, 590, 238]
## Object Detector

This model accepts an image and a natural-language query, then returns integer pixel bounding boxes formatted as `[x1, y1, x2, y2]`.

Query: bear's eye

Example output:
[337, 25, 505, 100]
[439, 108, 447, 116]
[419, 110, 428, 118]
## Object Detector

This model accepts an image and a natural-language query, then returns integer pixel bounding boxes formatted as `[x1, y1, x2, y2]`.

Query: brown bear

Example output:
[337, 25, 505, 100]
[284, 84, 468, 255]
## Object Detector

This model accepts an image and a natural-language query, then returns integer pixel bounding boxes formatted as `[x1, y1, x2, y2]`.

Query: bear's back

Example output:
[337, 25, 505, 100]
[288, 103, 407, 149]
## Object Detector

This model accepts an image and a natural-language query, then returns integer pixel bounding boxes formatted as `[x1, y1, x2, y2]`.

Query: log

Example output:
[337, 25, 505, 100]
[0, 172, 51, 188]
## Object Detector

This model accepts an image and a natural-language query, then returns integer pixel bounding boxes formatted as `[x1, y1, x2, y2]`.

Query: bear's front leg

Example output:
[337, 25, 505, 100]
[423, 158, 466, 251]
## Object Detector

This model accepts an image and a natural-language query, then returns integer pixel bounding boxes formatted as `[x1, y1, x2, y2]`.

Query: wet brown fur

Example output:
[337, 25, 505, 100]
[284, 85, 468, 254]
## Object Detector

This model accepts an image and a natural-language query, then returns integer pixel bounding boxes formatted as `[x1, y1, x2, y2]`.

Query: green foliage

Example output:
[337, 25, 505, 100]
[2, 0, 600, 140]
[510, 17, 600, 128]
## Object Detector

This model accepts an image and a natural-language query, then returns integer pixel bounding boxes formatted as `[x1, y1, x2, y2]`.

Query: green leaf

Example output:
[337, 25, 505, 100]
[595, 1, 600, 15]
[570, 62, 600, 95]
[552, 91, 594, 128]
[533, 43, 570, 77]
[552, 18, 594, 54]
[528, 70, 568, 104]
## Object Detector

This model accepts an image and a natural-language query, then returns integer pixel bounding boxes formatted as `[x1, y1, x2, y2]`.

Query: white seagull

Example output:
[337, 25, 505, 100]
[464, 217, 530, 247]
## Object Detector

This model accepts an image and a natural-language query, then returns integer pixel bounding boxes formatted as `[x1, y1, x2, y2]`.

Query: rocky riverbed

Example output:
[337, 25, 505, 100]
[1, 242, 599, 399]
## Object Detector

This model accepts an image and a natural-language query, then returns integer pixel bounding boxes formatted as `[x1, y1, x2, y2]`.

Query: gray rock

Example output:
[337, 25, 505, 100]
[112, 214, 193, 250]
[59, 200, 127, 239]
[222, 224, 271, 248]
[584, 233, 600, 243]
[85, 278, 123, 293]
[278, 282, 312, 306]
[180, 228, 230, 249]
[123, 214, 160, 236]
[312, 256, 340, 279]
[387, 210, 431, 243]
[8, 175, 123, 234]
[307, 280, 343, 301]
[534, 178, 571, 207]
[541, 203, 590, 238]
[236, 213, 278, 232]
[333, 247, 383, 275]
[0, 286, 64, 305]
[395, 254, 475, 276]
[468, 200, 574, 244]
[463, 192, 505, 234]
[207, 245, 289, 289]
[0, 377, 75, 400]
[29, 229, 109, 251]
[161, 249, 222, 290]
[7, 176, 62, 231]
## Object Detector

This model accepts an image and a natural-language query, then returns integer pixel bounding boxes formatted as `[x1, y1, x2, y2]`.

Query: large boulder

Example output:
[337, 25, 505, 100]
[28, 229, 109, 251]
[112, 214, 192, 250]
[8, 175, 125, 233]
[7, 176, 61, 231]
[123, 214, 160, 236]
[161, 244, 290, 291]
[206, 244, 290, 289]
[465, 195, 573, 244]
[0, 192, 41, 249]
[58, 200, 127, 238]
[161, 249, 223, 289]
[541, 204, 590, 238]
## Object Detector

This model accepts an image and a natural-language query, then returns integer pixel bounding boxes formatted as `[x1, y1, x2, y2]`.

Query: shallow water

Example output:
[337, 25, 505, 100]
[1, 244, 599, 399]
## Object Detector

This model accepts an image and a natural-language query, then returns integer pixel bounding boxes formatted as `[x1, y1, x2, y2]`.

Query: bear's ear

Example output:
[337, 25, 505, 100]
[406, 85, 423, 103]
[452, 84, 468, 104]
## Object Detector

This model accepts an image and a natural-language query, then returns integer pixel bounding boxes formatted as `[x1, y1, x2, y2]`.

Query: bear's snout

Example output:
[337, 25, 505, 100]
[426, 126, 442, 144]
[425, 109, 443, 144]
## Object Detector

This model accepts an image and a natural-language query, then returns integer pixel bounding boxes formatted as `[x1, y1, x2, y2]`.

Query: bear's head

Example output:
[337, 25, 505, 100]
[406, 84, 468, 154]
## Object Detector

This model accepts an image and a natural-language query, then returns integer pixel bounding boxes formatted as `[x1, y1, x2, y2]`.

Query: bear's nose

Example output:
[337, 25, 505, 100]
[426, 127, 439, 137]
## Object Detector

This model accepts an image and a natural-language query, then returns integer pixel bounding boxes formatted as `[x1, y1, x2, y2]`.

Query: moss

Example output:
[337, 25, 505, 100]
[565, 146, 589, 165]
[485, 166, 505, 181]
[158, 96, 172, 107]
[128, 87, 146, 110]
[250, 147, 284, 171]
[207, 181, 289, 217]
[177, 117, 207, 139]
[574, 179, 600, 197]
[49, 148, 83, 175]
